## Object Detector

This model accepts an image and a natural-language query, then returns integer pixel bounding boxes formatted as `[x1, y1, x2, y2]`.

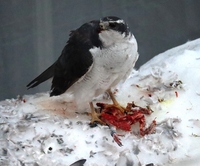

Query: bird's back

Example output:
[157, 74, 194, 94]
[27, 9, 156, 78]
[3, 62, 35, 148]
[27, 20, 103, 96]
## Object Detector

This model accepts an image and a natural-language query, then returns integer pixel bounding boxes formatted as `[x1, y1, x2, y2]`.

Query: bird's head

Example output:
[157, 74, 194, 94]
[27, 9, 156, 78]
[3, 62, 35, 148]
[98, 16, 131, 47]
[99, 16, 129, 35]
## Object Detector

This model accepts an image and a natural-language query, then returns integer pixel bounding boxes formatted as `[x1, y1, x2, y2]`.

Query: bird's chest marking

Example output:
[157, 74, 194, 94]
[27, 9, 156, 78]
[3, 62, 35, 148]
[94, 44, 135, 73]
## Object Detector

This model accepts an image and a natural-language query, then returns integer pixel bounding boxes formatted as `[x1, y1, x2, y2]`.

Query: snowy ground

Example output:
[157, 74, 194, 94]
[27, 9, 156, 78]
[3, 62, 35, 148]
[1, 39, 200, 166]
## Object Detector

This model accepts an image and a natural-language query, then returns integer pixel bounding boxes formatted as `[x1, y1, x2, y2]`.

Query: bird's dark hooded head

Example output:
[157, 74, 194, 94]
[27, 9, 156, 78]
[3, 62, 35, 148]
[99, 16, 130, 37]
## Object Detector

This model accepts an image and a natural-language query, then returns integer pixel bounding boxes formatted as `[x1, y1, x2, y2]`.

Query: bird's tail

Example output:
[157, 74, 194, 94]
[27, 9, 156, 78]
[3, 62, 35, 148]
[26, 63, 55, 89]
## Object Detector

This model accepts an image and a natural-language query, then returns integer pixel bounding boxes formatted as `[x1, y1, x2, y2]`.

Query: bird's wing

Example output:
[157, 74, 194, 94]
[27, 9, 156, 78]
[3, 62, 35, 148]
[26, 20, 102, 96]
[27, 21, 102, 96]
[50, 42, 93, 96]
[26, 63, 55, 89]
[50, 21, 102, 96]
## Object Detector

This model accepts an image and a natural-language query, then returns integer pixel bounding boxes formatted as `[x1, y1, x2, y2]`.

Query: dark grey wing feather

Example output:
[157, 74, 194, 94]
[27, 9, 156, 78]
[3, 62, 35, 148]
[50, 21, 102, 96]
[50, 43, 93, 96]
[26, 63, 55, 89]
[27, 20, 102, 96]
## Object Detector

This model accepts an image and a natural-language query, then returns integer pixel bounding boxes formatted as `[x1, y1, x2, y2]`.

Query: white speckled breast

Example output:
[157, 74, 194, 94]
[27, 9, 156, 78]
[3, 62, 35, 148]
[69, 31, 138, 105]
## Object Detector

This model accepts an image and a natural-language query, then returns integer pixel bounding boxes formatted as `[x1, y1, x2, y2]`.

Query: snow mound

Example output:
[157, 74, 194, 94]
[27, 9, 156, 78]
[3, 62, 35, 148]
[1, 39, 200, 166]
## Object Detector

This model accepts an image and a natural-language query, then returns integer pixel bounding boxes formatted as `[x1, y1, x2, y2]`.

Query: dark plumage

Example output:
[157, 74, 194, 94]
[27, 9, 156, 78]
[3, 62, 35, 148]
[27, 20, 102, 96]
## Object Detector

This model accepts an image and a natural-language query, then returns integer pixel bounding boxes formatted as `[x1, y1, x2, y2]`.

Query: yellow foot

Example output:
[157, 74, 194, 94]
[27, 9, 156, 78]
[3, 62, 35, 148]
[96, 102, 126, 114]
[89, 102, 106, 127]
[112, 103, 126, 113]
[107, 89, 126, 113]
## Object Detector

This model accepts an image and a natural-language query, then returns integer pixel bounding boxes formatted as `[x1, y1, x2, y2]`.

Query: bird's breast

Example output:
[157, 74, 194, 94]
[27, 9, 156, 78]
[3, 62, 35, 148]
[92, 39, 138, 74]
[71, 35, 138, 104]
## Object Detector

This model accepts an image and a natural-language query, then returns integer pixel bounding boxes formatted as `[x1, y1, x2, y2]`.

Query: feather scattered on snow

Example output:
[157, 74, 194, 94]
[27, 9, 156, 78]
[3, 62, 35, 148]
[1, 39, 200, 165]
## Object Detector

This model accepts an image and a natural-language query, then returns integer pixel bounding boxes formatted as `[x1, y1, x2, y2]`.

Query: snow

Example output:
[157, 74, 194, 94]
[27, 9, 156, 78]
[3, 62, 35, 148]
[1, 38, 200, 166]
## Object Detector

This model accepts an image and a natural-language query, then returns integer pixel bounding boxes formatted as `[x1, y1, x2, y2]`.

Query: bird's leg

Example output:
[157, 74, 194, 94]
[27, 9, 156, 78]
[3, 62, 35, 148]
[107, 89, 126, 113]
[89, 102, 106, 125]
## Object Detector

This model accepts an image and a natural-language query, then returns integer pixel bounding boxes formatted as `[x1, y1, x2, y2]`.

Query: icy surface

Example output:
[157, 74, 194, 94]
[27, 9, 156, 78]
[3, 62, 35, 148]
[1, 39, 200, 166]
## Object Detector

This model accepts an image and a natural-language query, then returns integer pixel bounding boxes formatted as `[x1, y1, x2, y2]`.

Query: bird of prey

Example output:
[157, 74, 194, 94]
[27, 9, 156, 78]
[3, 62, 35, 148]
[27, 16, 138, 124]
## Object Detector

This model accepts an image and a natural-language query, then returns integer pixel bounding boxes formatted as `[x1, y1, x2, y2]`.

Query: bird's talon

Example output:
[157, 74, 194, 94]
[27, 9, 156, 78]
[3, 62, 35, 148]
[89, 119, 106, 127]
[89, 121, 99, 127]
[89, 102, 106, 126]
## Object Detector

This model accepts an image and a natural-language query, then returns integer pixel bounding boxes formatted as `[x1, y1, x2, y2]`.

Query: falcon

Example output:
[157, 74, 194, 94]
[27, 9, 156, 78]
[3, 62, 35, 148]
[27, 16, 138, 124]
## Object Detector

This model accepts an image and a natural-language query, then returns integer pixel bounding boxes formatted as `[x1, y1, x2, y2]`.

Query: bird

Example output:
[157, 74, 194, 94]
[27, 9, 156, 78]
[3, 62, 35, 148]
[27, 16, 138, 124]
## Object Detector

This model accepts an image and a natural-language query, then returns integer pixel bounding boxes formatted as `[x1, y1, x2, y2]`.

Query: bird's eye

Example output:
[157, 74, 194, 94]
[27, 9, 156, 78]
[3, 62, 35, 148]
[109, 23, 117, 28]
